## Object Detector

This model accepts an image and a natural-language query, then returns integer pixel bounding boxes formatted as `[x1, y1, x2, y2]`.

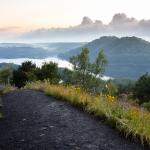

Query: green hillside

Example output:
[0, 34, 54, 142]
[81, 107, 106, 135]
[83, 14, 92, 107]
[59, 36, 150, 79]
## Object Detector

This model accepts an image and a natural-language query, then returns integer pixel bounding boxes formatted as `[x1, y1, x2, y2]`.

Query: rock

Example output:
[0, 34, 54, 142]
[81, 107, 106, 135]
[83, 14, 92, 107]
[20, 139, 25, 142]
[40, 127, 47, 130]
[39, 133, 45, 137]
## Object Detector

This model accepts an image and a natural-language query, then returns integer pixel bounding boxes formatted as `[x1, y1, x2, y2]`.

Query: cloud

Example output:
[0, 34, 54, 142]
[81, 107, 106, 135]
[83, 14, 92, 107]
[0, 26, 21, 33]
[81, 16, 93, 25]
[110, 13, 137, 26]
[0, 26, 23, 42]
[20, 13, 150, 42]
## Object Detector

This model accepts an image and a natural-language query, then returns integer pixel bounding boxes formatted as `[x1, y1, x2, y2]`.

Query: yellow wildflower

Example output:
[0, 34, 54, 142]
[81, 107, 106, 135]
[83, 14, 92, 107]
[107, 95, 115, 103]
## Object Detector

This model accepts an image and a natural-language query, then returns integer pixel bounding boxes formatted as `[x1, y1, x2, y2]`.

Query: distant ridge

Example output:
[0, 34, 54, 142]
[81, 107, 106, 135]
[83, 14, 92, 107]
[59, 36, 150, 79]
[0, 63, 18, 69]
[0, 43, 84, 59]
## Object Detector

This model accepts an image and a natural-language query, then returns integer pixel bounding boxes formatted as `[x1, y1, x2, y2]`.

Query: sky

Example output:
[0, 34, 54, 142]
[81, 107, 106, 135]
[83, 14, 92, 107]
[1, 0, 150, 31]
[1, 0, 150, 42]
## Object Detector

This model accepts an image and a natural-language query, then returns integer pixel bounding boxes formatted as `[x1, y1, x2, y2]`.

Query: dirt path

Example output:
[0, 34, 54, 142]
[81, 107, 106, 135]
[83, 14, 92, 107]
[0, 89, 149, 150]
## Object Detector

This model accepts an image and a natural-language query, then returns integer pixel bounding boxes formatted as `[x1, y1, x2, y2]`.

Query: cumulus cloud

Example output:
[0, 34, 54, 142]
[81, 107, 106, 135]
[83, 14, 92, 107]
[110, 13, 137, 26]
[20, 13, 150, 42]
[81, 16, 93, 25]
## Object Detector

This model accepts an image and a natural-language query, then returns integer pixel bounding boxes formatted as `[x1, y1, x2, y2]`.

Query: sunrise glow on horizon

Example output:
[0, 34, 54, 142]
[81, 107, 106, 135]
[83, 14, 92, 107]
[1, 0, 150, 32]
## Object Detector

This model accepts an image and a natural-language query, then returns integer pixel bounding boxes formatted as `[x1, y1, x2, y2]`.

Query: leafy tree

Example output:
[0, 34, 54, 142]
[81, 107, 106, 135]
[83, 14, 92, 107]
[12, 70, 28, 88]
[134, 73, 150, 103]
[90, 50, 108, 77]
[12, 61, 60, 87]
[70, 48, 90, 87]
[0, 67, 13, 84]
[12, 61, 37, 88]
[19, 61, 37, 81]
[20, 61, 36, 72]
[68, 48, 107, 92]
[61, 68, 74, 85]
[36, 62, 60, 83]
[88, 50, 108, 93]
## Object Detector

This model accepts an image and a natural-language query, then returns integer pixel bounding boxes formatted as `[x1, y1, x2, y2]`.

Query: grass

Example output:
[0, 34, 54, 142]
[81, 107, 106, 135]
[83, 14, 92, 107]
[1, 85, 17, 95]
[25, 81, 150, 146]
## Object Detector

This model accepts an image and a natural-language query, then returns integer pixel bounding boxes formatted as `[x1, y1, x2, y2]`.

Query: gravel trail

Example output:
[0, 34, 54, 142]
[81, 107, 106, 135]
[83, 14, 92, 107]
[0, 89, 149, 150]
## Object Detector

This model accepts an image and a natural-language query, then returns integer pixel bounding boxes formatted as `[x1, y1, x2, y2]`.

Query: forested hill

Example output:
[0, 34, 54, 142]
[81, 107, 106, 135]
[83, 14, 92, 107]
[0, 43, 84, 59]
[59, 36, 150, 79]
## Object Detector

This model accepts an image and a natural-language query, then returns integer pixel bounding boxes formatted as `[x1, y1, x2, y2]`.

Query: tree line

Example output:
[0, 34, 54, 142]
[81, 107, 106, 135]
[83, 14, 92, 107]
[0, 48, 150, 105]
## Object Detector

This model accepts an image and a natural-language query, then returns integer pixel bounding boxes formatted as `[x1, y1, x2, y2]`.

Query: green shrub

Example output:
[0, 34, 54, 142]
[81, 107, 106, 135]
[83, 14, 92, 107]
[142, 102, 150, 111]
[12, 61, 60, 88]
[134, 73, 150, 103]
[0, 67, 13, 84]
[113, 79, 135, 94]
[12, 61, 36, 88]
[35, 62, 60, 83]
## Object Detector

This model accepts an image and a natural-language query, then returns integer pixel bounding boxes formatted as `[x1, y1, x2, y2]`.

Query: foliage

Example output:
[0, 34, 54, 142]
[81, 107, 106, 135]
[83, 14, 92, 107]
[12, 61, 36, 88]
[35, 62, 60, 83]
[67, 48, 107, 92]
[113, 79, 135, 94]
[142, 102, 150, 112]
[12, 70, 28, 88]
[134, 73, 150, 103]
[90, 50, 108, 77]
[103, 80, 118, 96]
[20, 61, 36, 72]
[61, 68, 75, 85]
[12, 61, 60, 88]
[0, 67, 13, 84]
[1, 85, 17, 95]
[25, 81, 150, 146]
[70, 48, 90, 88]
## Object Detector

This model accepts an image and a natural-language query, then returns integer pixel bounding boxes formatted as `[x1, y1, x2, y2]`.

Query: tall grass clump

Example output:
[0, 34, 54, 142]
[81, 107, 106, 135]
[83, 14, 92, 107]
[25, 81, 150, 146]
[1, 85, 17, 95]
